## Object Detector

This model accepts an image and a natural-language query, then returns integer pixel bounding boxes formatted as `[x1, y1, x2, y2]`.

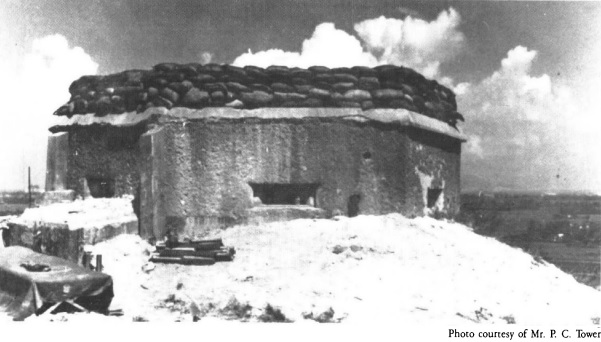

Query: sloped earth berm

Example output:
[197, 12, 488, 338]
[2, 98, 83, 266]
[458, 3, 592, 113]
[23, 214, 601, 324]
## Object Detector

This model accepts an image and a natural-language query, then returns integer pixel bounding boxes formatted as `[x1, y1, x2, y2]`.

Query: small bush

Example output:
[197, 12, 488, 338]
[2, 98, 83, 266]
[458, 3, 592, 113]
[219, 297, 253, 320]
[258, 304, 291, 323]
[155, 293, 190, 314]
[303, 307, 336, 323]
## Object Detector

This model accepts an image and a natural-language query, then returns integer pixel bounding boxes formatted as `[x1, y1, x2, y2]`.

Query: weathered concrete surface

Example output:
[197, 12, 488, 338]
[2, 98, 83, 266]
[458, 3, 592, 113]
[246, 205, 327, 226]
[139, 125, 166, 238]
[153, 118, 461, 239]
[38, 190, 76, 205]
[45, 132, 69, 191]
[66, 125, 146, 199]
[50, 107, 467, 141]
[6, 197, 138, 263]
[51, 108, 463, 239]
[404, 129, 461, 216]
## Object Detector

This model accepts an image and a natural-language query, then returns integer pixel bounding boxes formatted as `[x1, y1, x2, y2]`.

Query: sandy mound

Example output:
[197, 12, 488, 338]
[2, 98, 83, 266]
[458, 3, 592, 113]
[31, 214, 601, 323]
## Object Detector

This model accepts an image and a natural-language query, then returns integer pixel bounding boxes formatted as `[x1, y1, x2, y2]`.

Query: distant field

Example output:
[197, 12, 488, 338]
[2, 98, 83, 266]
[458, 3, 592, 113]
[460, 192, 601, 289]
[526, 242, 600, 289]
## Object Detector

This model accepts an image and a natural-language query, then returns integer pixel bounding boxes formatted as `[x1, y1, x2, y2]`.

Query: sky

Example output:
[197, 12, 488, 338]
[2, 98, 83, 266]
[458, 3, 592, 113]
[0, 0, 600, 193]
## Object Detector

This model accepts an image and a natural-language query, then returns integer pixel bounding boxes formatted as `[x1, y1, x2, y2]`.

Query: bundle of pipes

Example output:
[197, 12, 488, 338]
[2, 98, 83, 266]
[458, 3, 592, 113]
[150, 238, 235, 266]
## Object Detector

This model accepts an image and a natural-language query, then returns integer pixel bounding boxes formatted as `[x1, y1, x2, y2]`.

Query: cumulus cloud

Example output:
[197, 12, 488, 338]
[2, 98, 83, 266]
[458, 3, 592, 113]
[199, 51, 213, 64]
[0, 34, 97, 190]
[233, 9, 465, 78]
[234, 23, 377, 68]
[354, 8, 465, 78]
[459, 46, 601, 192]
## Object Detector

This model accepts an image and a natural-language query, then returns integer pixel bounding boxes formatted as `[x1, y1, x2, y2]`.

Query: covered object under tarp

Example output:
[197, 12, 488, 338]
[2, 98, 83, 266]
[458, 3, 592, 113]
[0, 246, 113, 320]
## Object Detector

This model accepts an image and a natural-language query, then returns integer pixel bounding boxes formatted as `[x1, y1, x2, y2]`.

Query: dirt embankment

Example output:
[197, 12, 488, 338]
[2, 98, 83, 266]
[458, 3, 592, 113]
[27, 214, 601, 324]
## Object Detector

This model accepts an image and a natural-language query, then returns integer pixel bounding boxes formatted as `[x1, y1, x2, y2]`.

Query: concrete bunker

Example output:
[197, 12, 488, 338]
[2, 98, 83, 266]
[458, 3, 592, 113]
[43, 63, 466, 241]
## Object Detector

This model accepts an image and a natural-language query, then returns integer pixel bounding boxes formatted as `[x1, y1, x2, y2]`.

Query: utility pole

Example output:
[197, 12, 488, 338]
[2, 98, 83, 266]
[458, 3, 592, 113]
[28, 167, 32, 208]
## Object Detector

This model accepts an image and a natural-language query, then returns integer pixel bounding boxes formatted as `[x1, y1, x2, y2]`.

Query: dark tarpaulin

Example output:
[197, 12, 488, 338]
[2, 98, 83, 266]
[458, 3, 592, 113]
[0, 246, 113, 320]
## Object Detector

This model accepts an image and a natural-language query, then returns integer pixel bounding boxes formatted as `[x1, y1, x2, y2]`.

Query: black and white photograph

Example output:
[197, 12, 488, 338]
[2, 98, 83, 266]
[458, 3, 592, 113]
[0, 0, 599, 337]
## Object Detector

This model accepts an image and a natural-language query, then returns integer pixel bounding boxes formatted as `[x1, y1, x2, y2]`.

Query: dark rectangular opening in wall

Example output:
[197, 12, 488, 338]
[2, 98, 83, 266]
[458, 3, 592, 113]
[427, 188, 443, 208]
[249, 183, 319, 206]
[87, 177, 115, 198]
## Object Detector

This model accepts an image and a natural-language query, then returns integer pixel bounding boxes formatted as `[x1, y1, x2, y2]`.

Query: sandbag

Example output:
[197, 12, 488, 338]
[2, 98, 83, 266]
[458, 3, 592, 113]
[291, 77, 310, 85]
[308, 88, 331, 99]
[250, 84, 273, 93]
[180, 65, 198, 77]
[191, 74, 216, 85]
[160, 87, 179, 104]
[54, 104, 70, 116]
[332, 73, 358, 84]
[301, 98, 323, 107]
[111, 95, 126, 113]
[243, 66, 270, 81]
[226, 82, 250, 93]
[73, 98, 88, 114]
[162, 72, 185, 83]
[266, 65, 290, 78]
[332, 82, 355, 92]
[223, 65, 248, 80]
[225, 99, 244, 108]
[167, 81, 192, 95]
[271, 83, 295, 93]
[210, 90, 226, 104]
[361, 100, 374, 110]
[273, 92, 307, 103]
[331, 67, 352, 74]
[290, 68, 312, 79]
[314, 82, 333, 91]
[389, 99, 415, 111]
[153, 63, 180, 72]
[371, 89, 404, 100]
[152, 96, 173, 109]
[200, 63, 224, 76]
[314, 74, 334, 83]
[86, 100, 97, 114]
[308, 66, 330, 74]
[343, 89, 371, 101]
[181, 88, 210, 107]
[295, 85, 313, 94]
[95, 96, 112, 116]
[351, 66, 377, 77]
[240, 90, 273, 106]
[147, 87, 159, 99]
[113, 85, 144, 95]
[202, 82, 228, 94]
[358, 77, 380, 90]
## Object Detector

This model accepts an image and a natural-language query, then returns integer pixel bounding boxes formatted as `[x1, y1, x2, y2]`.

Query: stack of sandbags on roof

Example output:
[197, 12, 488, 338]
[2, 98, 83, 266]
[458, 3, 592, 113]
[55, 63, 464, 128]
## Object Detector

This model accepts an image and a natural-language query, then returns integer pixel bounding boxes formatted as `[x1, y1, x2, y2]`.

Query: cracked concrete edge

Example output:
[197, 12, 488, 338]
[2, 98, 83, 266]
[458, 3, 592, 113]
[49, 107, 467, 141]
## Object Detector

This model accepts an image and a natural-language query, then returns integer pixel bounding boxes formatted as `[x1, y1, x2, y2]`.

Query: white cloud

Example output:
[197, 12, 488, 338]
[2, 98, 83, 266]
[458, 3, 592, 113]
[354, 8, 465, 78]
[459, 46, 601, 192]
[233, 9, 465, 78]
[0, 34, 98, 190]
[199, 52, 213, 64]
[234, 23, 376, 68]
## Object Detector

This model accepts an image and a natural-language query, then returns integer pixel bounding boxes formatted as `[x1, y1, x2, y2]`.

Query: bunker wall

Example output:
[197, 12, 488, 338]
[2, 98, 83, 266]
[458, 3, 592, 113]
[66, 126, 146, 200]
[155, 119, 460, 238]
